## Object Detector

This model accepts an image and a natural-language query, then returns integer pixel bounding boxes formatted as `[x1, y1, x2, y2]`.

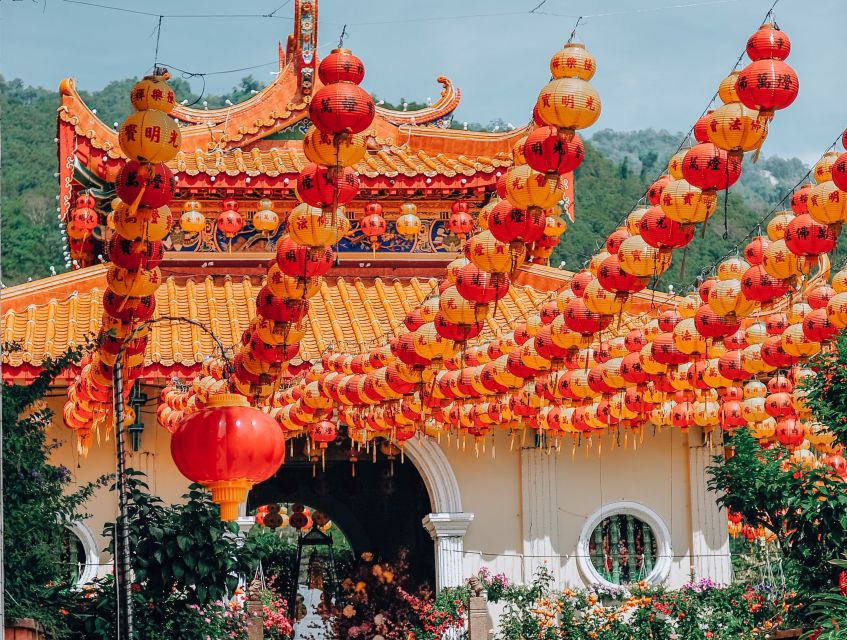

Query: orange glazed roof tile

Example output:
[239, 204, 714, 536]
[2, 265, 569, 373]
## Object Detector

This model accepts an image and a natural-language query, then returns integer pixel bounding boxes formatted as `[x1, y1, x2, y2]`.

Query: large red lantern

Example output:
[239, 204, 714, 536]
[735, 59, 799, 116]
[309, 83, 375, 135]
[740, 265, 789, 303]
[217, 209, 244, 238]
[256, 286, 310, 323]
[694, 305, 740, 339]
[784, 213, 837, 256]
[297, 163, 360, 209]
[309, 420, 338, 449]
[108, 235, 164, 270]
[522, 126, 585, 176]
[647, 176, 670, 206]
[682, 143, 742, 193]
[171, 395, 285, 520]
[564, 297, 612, 334]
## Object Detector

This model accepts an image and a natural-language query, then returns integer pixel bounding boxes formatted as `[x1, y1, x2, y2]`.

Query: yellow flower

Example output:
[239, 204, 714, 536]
[356, 581, 367, 593]
[383, 571, 394, 584]
[343, 605, 356, 618]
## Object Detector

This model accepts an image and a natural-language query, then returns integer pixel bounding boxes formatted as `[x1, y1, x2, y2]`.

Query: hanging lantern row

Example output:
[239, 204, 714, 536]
[64, 72, 182, 453]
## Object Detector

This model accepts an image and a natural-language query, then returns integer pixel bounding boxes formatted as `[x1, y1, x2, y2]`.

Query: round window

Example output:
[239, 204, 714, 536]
[577, 501, 672, 588]
[60, 522, 99, 586]
[588, 514, 658, 585]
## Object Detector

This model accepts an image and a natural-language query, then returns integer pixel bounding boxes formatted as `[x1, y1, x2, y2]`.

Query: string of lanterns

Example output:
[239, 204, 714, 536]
[64, 71, 181, 453]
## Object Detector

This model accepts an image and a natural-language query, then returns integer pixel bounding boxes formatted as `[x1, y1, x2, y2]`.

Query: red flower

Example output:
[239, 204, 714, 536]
[840, 570, 847, 596]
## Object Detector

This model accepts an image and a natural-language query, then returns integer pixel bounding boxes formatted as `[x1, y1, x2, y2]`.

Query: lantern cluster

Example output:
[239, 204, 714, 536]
[64, 72, 180, 450]
[67, 193, 99, 266]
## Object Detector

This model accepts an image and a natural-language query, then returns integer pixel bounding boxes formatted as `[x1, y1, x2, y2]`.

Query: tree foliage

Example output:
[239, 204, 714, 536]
[2, 343, 106, 631]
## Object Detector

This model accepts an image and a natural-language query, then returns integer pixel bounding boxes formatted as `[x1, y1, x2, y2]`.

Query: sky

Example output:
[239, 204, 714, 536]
[1, 0, 844, 164]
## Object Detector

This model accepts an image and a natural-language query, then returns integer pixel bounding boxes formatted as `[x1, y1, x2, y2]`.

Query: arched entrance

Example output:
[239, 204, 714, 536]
[246, 434, 473, 592]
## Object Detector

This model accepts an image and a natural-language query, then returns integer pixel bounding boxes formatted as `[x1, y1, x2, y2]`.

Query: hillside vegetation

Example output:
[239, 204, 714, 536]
[0, 75, 819, 291]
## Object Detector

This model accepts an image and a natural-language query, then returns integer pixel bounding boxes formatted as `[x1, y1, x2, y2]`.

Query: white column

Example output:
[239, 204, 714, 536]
[688, 429, 732, 584]
[520, 446, 561, 585]
[423, 512, 474, 591]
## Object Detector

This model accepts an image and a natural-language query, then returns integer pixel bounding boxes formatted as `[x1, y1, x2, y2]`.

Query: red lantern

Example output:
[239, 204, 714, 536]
[735, 59, 799, 115]
[802, 307, 838, 342]
[831, 152, 847, 192]
[822, 454, 847, 478]
[102, 290, 156, 323]
[651, 333, 689, 366]
[448, 202, 474, 238]
[718, 350, 753, 381]
[249, 333, 300, 364]
[309, 420, 338, 449]
[171, 395, 285, 520]
[522, 126, 585, 175]
[76, 193, 96, 209]
[256, 286, 310, 323]
[309, 83, 375, 135]
[740, 265, 789, 303]
[761, 335, 793, 368]
[70, 206, 99, 232]
[115, 160, 175, 208]
[217, 209, 244, 238]
[682, 143, 741, 192]
[108, 235, 164, 270]
[564, 297, 612, 334]
[790, 184, 813, 214]
[276, 237, 334, 278]
[638, 206, 694, 249]
[774, 417, 804, 448]
[693, 111, 714, 143]
[570, 270, 594, 297]
[455, 263, 510, 303]
[489, 201, 546, 244]
[746, 23, 791, 61]
[434, 313, 484, 341]
[606, 227, 630, 255]
[647, 176, 670, 206]
[361, 213, 387, 241]
[743, 236, 769, 265]
[807, 284, 835, 310]
[784, 214, 837, 257]
[297, 163, 360, 209]
[694, 305, 740, 338]
[318, 48, 365, 85]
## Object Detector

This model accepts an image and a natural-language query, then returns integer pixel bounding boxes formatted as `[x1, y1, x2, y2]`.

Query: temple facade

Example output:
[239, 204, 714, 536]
[1, 0, 730, 595]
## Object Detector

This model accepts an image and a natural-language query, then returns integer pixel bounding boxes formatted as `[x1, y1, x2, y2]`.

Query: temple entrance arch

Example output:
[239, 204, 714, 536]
[246, 435, 472, 593]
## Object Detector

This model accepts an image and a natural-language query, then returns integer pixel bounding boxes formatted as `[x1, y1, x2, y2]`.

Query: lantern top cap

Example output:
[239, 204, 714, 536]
[562, 42, 586, 50]
[205, 393, 250, 408]
[330, 47, 353, 55]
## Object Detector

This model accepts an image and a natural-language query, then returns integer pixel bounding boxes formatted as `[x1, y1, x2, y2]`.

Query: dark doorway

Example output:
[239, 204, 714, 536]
[248, 435, 435, 586]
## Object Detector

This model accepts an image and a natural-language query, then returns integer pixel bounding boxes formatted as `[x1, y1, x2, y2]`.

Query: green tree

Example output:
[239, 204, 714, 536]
[2, 343, 105, 633]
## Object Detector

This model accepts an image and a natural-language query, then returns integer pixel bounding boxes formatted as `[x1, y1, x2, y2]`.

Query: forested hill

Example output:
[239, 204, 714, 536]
[0, 75, 820, 290]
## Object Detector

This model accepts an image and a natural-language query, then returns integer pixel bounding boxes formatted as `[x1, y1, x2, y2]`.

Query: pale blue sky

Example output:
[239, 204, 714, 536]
[1, 0, 843, 164]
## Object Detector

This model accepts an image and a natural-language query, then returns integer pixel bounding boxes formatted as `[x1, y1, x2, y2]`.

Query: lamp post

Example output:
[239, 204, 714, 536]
[111, 316, 231, 640]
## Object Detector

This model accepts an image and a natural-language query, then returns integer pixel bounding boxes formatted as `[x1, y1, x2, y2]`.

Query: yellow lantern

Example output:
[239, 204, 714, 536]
[745, 322, 768, 344]
[707, 103, 767, 153]
[743, 379, 768, 398]
[503, 165, 565, 211]
[787, 302, 811, 325]
[708, 279, 758, 318]
[550, 43, 596, 80]
[718, 71, 740, 104]
[673, 317, 706, 354]
[439, 286, 490, 325]
[601, 357, 626, 389]
[584, 278, 628, 315]
[741, 343, 775, 375]
[717, 257, 750, 281]
[302, 126, 366, 168]
[446, 257, 469, 283]
[180, 208, 205, 233]
[568, 369, 593, 399]
[781, 323, 820, 358]
[106, 211, 116, 230]
[254, 316, 306, 347]
[588, 250, 611, 276]
[288, 203, 344, 248]
[550, 316, 592, 349]
[678, 293, 700, 319]
[742, 397, 767, 422]
[477, 199, 498, 230]
[766, 211, 794, 240]
[667, 149, 688, 180]
[119, 109, 182, 164]
[512, 136, 528, 165]
[639, 343, 667, 376]
[413, 323, 456, 361]
[520, 343, 551, 371]
[253, 200, 280, 233]
[626, 207, 650, 234]
[467, 230, 526, 273]
[659, 179, 717, 224]
[807, 182, 847, 225]
[130, 75, 177, 113]
[814, 151, 841, 184]
[762, 239, 800, 279]
[106, 265, 162, 298]
[545, 216, 567, 237]
[266, 263, 321, 299]
[396, 212, 422, 237]
[749, 417, 776, 441]
[618, 235, 672, 277]
[693, 399, 720, 427]
[535, 77, 601, 132]
[114, 204, 172, 242]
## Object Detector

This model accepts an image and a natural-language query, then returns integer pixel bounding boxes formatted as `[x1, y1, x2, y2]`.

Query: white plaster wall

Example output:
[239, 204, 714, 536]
[47, 389, 702, 589]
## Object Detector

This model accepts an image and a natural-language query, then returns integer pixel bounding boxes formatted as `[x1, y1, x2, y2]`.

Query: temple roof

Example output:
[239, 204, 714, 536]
[1, 265, 677, 379]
